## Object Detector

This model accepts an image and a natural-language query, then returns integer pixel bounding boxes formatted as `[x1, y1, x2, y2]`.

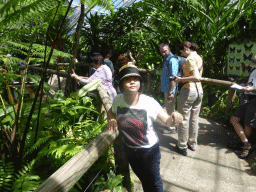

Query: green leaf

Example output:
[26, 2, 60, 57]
[78, 79, 102, 98]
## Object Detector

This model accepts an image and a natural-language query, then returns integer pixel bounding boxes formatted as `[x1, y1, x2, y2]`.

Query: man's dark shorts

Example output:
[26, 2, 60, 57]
[233, 98, 256, 128]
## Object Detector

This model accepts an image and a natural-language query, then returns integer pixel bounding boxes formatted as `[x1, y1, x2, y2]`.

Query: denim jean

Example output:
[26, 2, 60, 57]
[124, 143, 163, 192]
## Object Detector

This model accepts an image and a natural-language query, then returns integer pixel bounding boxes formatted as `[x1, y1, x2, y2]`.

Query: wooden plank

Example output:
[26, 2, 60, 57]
[35, 85, 123, 192]
[19, 66, 70, 77]
[34, 128, 119, 192]
[200, 77, 234, 87]
[96, 86, 131, 191]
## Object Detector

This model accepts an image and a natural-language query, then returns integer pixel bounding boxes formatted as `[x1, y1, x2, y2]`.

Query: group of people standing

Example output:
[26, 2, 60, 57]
[106, 40, 203, 192]
[71, 42, 256, 192]
[159, 41, 203, 156]
[71, 41, 204, 192]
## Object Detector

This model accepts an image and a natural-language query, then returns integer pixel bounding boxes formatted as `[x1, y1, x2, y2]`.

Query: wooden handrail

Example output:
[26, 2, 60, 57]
[34, 127, 118, 192]
[35, 86, 119, 192]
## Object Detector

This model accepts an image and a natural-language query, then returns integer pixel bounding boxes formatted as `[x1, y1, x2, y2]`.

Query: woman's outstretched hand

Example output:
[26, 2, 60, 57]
[107, 119, 118, 132]
[170, 111, 183, 125]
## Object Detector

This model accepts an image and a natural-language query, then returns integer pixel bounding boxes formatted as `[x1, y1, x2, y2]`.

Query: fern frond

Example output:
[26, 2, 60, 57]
[12, 159, 40, 192]
[4, 41, 30, 51]
[0, 158, 15, 191]
[23, 135, 53, 159]
[47, 144, 83, 158]
[0, 0, 63, 31]
[3, 41, 72, 64]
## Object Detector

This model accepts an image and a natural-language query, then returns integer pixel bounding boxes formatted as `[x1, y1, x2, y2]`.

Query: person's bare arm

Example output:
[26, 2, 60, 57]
[128, 52, 136, 65]
[107, 108, 118, 131]
[157, 111, 183, 127]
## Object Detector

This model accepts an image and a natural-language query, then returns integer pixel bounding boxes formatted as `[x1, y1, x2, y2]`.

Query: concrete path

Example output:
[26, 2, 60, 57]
[131, 117, 256, 192]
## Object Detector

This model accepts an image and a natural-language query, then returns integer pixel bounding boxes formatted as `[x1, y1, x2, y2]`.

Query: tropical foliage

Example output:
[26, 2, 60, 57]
[1, 0, 256, 191]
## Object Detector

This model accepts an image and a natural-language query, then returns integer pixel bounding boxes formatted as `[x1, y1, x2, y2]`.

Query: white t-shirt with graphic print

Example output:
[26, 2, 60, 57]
[112, 94, 164, 148]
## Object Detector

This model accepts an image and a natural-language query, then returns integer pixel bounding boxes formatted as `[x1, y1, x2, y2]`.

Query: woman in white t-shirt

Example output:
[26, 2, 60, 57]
[107, 64, 183, 192]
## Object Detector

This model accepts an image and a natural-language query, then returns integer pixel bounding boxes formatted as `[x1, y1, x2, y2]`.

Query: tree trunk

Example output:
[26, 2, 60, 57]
[65, 3, 85, 96]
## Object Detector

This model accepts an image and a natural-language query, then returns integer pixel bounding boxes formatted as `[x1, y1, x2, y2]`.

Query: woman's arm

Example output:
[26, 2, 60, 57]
[157, 111, 183, 127]
[175, 69, 200, 83]
[243, 86, 256, 93]
[128, 51, 136, 65]
[107, 108, 118, 131]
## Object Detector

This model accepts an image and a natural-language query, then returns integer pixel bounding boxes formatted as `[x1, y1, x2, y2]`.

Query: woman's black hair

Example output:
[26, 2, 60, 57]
[119, 76, 143, 93]
[91, 54, 103, 64]
[104, 49, 113, 57]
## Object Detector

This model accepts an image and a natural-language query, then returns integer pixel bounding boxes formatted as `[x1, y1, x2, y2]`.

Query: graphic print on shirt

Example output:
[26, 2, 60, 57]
[248, 79, 254, 87]
[117, 107, 148, 147]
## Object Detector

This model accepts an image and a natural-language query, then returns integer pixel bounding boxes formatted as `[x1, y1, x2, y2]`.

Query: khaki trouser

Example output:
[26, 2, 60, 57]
[177, 88, 203, 149]
[164, 92, 177, 115]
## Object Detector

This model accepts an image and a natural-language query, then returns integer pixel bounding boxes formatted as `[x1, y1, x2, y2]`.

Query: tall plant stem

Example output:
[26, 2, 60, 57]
[65, 3, 85, 96]
[18, 0, 74, 166]
[34, 1, 62, 144]
[0, 94, 7, 114]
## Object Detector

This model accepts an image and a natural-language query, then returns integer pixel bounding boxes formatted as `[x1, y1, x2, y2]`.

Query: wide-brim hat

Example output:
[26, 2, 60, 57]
[249, 55, 256, 68]
[118, 64, 142, 82]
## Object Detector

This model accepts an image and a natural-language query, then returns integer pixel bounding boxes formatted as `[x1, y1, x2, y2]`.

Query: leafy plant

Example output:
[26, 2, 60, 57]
[0, 157, 15, 191]
[90, 170, 123, 192]
[12, 160, 40, 192]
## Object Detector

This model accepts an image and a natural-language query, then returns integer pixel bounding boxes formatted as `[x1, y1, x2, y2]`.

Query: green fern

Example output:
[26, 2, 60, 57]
[0, 0, 63, 31]
[12, 160, 40, 192]
[46, 144, 83, 158]
[3, 41, 72, 65]
[0, 158, 15, 191]
[23, 135, 53, 159]
[90, 170, 123, 192]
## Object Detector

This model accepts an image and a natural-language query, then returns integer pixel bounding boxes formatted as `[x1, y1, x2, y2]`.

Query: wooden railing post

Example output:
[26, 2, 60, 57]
[113, 136, 132, 192]
[97, 86, 132, 192]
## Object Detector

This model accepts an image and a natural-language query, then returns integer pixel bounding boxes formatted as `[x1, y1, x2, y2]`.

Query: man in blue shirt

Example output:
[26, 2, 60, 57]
[159, 42, 180, 132]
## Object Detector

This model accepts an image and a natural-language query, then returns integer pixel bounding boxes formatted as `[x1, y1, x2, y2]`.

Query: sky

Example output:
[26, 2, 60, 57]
[71, 0, 139, 15]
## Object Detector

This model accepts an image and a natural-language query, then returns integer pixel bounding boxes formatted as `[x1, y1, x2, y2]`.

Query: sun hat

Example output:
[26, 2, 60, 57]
[118, 64, 143, 93]
[118, 64, 142, 82]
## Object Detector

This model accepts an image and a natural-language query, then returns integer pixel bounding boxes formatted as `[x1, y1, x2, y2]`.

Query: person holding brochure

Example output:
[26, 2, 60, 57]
[228, 55, 256, 159]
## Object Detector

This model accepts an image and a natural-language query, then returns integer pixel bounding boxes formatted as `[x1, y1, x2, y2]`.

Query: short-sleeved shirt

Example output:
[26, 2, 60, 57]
[246, 69, 256, 96]
[112, 94, 164, 148]
[182, 51, 203, 91]
[160, 53, 179, 93]
[80, 65, 117, 100]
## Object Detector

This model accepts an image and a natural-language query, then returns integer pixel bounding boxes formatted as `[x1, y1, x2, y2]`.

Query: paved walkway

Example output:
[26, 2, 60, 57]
[131, 117, 256, 192]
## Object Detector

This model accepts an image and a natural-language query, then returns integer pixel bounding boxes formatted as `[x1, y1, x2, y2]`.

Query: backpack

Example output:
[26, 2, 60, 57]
[167, 55, 186, 91]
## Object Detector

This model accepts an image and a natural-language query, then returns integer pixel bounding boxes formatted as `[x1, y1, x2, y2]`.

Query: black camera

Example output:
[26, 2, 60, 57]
[169, 76, 176, 80]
